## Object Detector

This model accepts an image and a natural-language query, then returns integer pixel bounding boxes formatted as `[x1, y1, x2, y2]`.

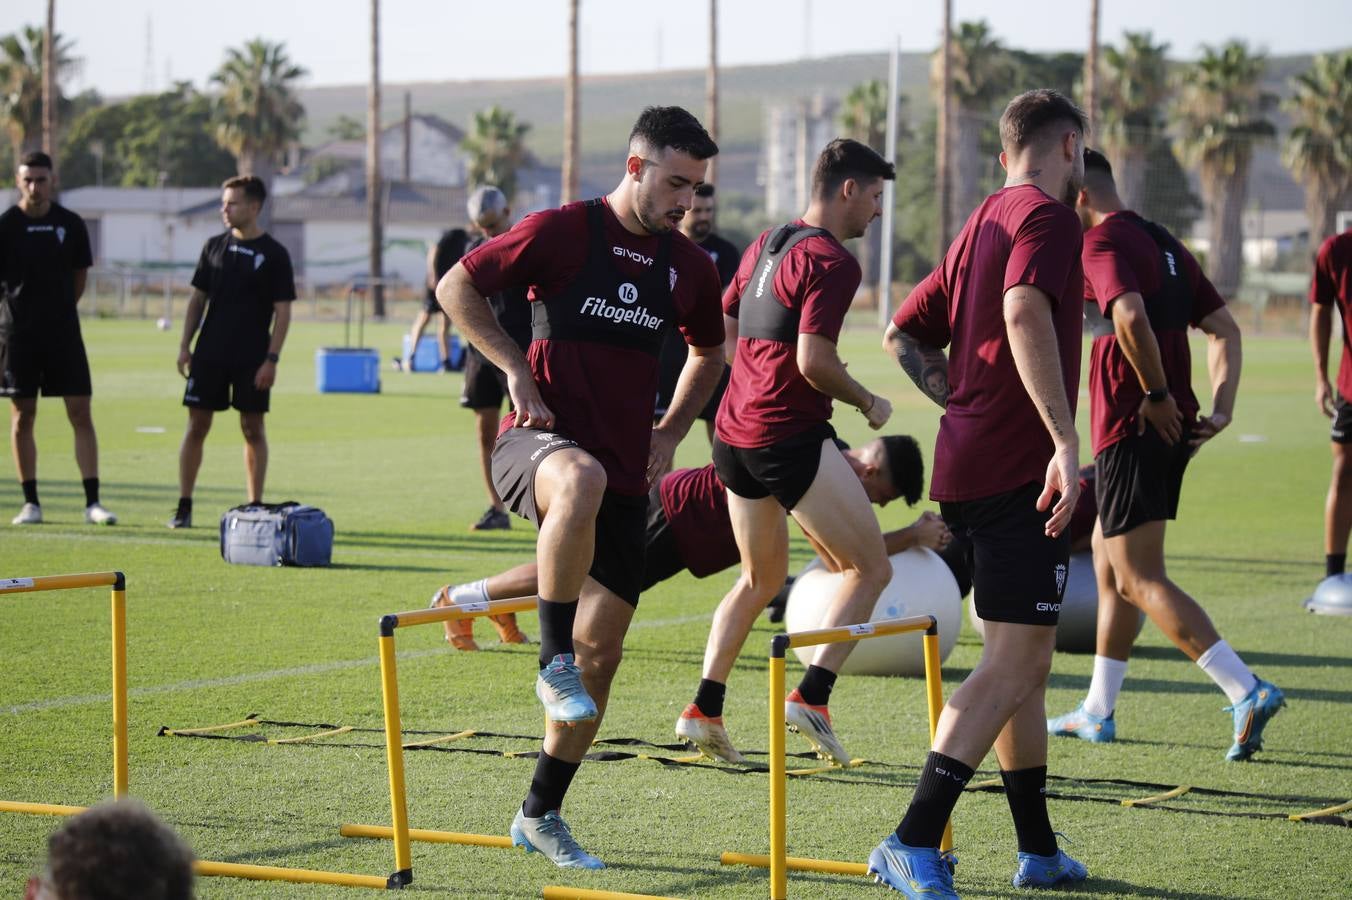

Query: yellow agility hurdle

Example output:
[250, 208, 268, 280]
[720, 615, 951, 900]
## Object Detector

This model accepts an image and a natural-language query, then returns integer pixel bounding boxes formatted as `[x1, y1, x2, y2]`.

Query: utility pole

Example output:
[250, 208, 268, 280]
[561, 0, 581, 204]
[366, 0, 385, 318]
[43, 0, 56, 173]
[705, 0, 719, 191]
[1085, 0, 1100, 134]
[878, 37, 900, 328]
[936, 0, 953, 255]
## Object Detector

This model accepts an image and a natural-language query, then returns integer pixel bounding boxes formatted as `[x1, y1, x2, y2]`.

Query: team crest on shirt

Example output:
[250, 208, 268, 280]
[56, 226, 66, 244]
[1054, 563, 1068, 594]
[669, 267, 678, 290]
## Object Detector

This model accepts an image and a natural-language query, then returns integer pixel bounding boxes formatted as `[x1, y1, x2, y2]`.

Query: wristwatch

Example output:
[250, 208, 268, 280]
[1146, 387, 1168, 402]
[266, 352, 280, 364]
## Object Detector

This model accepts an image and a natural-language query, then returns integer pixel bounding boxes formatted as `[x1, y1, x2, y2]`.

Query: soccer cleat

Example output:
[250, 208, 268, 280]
[867, 833, 960, 898]
[510, 807, 604, 869]
[11, 502, 42, 525]
[675, 704, 747, 764]
[1224, 677, 1285, 761]
[429, 586, 480, 650]
[471, 507, 511, 531]
[489, 613, 531, 644]
[784, 688, 851, 766]
[1011, 847, 1088, 888]
[84, 503, 118, 525]
[167, 509, 191, 529]
[536, 653, 597, 724]
[1046, 703, 1116, 743]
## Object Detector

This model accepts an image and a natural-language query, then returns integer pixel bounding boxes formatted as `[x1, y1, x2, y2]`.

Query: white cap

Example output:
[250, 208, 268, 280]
[467, 185, 508, 224]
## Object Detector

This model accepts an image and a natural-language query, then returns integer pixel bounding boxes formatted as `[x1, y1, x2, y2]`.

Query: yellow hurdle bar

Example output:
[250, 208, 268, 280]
[541, 886, 686, 900]
[341, 823, 514, 848]
[1122, 785, 1192, 808]
[1289, 799, 1352, 822]
[380, 596, 537, 630]
[0, 801, 88, 817]
[769, 645, 788, 900]
[720, 851, 868, 877]
[193, 860, 390, 889]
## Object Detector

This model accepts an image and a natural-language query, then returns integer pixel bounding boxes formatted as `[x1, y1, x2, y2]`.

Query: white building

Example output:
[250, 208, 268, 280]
[761, 96, 839, 218]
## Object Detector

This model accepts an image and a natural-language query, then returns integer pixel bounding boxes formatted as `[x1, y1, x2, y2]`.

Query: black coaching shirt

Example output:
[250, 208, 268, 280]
[190, 232, 296, 364]
[0, 203, 93, 337]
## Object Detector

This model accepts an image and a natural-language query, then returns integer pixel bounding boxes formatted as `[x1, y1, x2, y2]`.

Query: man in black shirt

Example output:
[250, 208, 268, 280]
[403, 228, 468, 372]
[2, 151, 117, 526]
[170, 175, 296, 527]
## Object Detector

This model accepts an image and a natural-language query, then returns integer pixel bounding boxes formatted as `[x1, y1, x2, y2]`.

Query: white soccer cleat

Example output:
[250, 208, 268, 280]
[675, 704, 747, 764]
[11, 502, 42, 525]
[785, 689, 852, 766]
[84, 503, 118, 525]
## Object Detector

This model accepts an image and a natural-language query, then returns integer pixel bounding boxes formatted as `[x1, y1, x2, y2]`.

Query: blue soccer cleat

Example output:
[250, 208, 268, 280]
[867, 833, 960, 898]
[510, 807, 604, 869]
[536, 653, 597, 724]
[1224, 677, 1285, 762]
[1046, 703, 1116, 743]
[1012, 847, 1088, 888]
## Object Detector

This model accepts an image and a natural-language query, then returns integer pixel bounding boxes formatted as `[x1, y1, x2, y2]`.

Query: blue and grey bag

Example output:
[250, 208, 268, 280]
[220, 502, 334, 567]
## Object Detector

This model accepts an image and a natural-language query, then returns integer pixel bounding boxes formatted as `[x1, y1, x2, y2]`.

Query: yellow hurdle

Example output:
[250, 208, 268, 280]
[193, 860, 389, 889]
[540, 886, 686, 900]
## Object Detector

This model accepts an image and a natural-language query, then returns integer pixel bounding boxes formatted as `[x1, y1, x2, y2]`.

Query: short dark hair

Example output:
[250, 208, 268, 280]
[1083, 147, 1113, 177]
[45, 800, 195, 900]
[998, 89, 1088, 153]
[222, 174, 267, 206]
[694, 183, 716, 198]
[878, 434, 924, 506]
[628, 106, 719, 161]
[19, 151, 53, 170]
[811, 138, 895, 199]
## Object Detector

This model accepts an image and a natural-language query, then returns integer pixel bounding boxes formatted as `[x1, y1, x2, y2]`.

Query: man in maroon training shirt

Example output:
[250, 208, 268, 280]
[437, 106, 725, 870]
[1311, 223, 1352, 580]
[871, 89, 1089, 896]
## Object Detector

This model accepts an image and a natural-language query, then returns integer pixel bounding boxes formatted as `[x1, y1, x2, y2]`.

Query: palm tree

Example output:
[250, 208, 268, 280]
[932, 20, 1011, 231]
[209, 38, 307, 190]
[561, 0, 580, 203]
[841, 79, 908, 155]
[1175, 40, 1276, 298]
[0, 24, 78, 166]
[1099, 31, 1171, 210]
[460, 106, 532, 201]
[1282, 51, 1352, 246]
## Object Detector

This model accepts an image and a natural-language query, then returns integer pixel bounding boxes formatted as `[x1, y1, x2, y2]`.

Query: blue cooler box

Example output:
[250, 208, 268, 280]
[401, 334, 465, 372]
[316, 347, 381, 393]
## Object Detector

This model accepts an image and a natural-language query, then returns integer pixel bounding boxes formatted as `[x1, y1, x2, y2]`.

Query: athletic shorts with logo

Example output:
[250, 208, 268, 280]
[460, 346, 511, 410]
[712, 422, 836, 511]
[491, 425, 649, 606]
[5, 330, 92, 397]
[1332, 400, 1352, 444]
[941, 481, 1070, 627]
[1095, 425, 1191, 538]
[182, 356, 269, 413]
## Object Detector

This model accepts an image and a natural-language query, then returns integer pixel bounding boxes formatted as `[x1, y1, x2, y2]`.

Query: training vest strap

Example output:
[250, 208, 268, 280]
[736, 224, 828, 343]
[1135, 217, 1195, 332]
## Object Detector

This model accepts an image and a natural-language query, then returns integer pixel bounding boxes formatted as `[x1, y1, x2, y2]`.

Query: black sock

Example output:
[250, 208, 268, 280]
[537, 598, 579, 668]
[21, 480, 39, 505]
[795, 665, 838, 707]
[176, 497, 193, 517]
[693, 679, 727, 718]
[1001, 766, 1057, 856]
[896, 751, 974, 848]
[522, 751, 581, 817]
[1327, 554, 1346, 577]
[82, 478, 100, 507]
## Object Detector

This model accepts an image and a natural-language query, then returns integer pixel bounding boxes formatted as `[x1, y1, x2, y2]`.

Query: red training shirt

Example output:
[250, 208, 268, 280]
[1312, 230, 1352, 401]
[659, 464, 737, 578]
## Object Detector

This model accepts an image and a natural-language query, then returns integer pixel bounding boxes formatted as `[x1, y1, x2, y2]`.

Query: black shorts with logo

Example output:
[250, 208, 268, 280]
[1332, 400, 1352, 444]
[459, 347, 510, 410]
[6, 329, 92, 398]
[640, 484, 686, 592]
[941, 481, 1070, 627]
[491, 425, 649, 607]
[183, 355, 269, 413]
[712, 422, 836, 511]
[1095, 426, 1191, 538]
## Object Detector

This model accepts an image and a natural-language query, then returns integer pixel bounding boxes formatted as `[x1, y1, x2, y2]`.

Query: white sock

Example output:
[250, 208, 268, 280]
[1196, 640, 1258, 704]
[450, 578, 491, 605]
[1082, 656, 1129, 718]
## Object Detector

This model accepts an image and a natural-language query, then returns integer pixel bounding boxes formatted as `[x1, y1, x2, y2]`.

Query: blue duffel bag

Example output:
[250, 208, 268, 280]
[220, 502, 334, 567]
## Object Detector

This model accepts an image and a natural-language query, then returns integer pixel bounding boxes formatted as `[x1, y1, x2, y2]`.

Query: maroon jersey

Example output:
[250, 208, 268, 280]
[1312, 230, 1352, 401]
[660, 464, 737, 577]
[1082, 211, 1225, 456]
[715, 221, 861, 448]
[462, 198, 724, 495]
[894, 185, 1083, 502]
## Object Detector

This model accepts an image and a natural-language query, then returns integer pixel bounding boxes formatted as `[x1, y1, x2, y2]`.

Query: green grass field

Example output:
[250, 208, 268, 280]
[2, 318, 1349, 899]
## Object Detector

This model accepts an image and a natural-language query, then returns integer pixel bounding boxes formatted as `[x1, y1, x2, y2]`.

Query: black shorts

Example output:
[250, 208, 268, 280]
[640, 485, 686, 592]
[1095, 427, 1191, 538]
[1332, 401, 1352, 444]
[712, 423, 835, 511]
[491, 426, 649, 607]
[422, 291, 446, 315]
[183, 356, 269, 413]
[941, 482, 1070, 627]
[460, 348, 510, 410]
[6, 330, 92, 398]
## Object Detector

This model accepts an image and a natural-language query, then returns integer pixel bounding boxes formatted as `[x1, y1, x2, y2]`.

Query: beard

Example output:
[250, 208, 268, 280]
[1061, 172, 1084, 208]
[634, 186, 681, 235]
[688, 220, 712, 241]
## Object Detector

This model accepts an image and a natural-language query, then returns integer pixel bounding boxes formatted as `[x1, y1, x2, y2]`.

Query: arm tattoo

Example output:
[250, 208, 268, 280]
[890, 330, 950, 409]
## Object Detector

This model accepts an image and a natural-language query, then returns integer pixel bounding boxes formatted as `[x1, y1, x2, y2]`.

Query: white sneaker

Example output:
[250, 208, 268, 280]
[11, 502, 42, 525]
[675, 704, 747, 764]
[84, 503, 118, 525]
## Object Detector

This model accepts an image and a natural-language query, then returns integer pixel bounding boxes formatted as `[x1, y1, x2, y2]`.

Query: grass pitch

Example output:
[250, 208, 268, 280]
[1, 317, 1348, 898]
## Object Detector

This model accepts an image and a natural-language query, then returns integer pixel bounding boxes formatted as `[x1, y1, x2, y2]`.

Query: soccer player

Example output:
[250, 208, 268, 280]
[1311, 221, 1352, 579]
[460, 186, 531, 533]
[870, 89, 1090, 896]
[170, 175, 295, 528]
[402, 227, 467, 373]
[436, 106, 725, 869]
[703, 138, 896, 768]
[433, 436, 952, 671]
[2, 151, 117, 526]
[1044, 148, 1280, 760]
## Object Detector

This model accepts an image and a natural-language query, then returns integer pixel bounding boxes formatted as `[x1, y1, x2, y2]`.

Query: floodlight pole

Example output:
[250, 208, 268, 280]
[878, 36, 900, 328]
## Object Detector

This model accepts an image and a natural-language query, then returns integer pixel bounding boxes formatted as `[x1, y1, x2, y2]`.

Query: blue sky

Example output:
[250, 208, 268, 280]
[5, 0, 1349, 97]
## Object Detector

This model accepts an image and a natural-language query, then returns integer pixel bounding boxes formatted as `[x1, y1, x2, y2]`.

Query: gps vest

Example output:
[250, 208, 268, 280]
[531, 198, 674, 356]
[1134, 216, 1195, 329]
[736, 223, 827, 343]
